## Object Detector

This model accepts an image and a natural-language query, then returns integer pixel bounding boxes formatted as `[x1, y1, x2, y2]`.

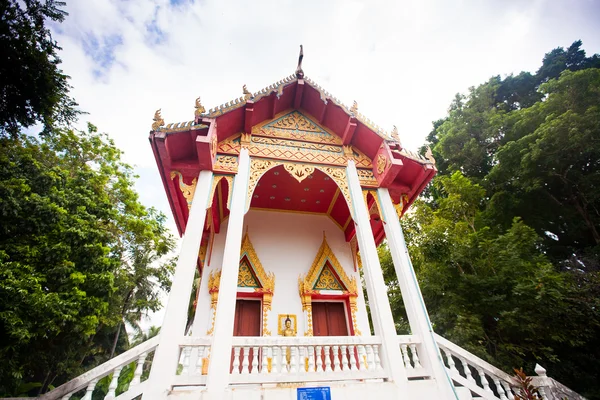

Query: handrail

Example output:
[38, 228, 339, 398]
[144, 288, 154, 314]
[39, 336, 160, 400]
[434, 333, 516, 384]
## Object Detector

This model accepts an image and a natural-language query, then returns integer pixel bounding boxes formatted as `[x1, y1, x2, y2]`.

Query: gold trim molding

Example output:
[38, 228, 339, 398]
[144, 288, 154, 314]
[362, 189, 384, 222]
[170, 171, 197, 210]
[298, 235, 361, 336]
[246, 158, 353, 217]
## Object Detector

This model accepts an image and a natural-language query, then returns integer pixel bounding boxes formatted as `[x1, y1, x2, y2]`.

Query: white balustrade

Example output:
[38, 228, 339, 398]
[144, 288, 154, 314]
[40, 336, 160, 400]
[229, 336, 388, 384]
[434, 333, 517, 400]
[397, 335, 430, 379]
[173, 337, 211, 386]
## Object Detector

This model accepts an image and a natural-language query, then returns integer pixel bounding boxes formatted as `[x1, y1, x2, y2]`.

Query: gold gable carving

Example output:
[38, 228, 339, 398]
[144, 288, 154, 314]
[299, 235, 361, 336]
[314, 266, 344, 290]
[240, 232, 275, 293]
[252, 110, 341, 145]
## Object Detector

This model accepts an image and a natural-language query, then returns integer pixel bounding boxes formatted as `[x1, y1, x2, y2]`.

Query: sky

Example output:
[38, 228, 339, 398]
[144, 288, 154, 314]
[51, 0, 600, 329]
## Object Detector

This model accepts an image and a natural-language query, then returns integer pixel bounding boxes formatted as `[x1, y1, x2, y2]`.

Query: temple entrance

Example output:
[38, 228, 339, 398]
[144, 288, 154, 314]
[312, 302, 349, 336]
[231, 299, 261, 373]
[233, 299, 261, 336]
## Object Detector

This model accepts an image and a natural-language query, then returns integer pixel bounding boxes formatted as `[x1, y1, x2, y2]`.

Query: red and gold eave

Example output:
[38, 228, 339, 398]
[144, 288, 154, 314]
[149, 75, 436, 257]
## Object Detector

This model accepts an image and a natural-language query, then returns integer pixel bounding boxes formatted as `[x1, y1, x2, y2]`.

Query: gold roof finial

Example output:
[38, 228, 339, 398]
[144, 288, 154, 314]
[425, 146, 436, 165]
[350, 101, 358, 115]
[152, 109, 165, 131]
[195, 97, 206, 118]
[243, 84, 252, 100]
[391, 125, 400, 143]
[295, 44, 304, 78]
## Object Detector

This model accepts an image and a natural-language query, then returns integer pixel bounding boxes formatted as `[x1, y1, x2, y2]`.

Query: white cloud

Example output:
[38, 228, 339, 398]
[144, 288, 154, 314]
[52, 0, 600, 329]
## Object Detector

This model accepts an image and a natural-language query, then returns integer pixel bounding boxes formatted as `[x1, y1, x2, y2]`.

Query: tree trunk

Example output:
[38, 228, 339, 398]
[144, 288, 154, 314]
[109, 321, 123, 359]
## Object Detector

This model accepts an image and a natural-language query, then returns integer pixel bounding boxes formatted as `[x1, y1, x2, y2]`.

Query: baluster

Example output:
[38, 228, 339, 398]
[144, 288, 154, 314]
[477, 368, 493, 393]
[348, 345, 357, 371]
[493, 378, 508, 400]
[324, 346, 332, 372]
[502, 382, 514, 398]
[409, 344, 422, 369]
[446, 352, 458, 374]
[181, 347, 191, 375]
[251, 346, 259, 374]
[340, 345, 349, 370]
[308, 346, 315, 373]
[104, 366, 123, 400]
[194, 347, 204, 376]
[261, 346, 269, 374]
[272, 346, 280, 374]
[130, 352, 148, 386]
[241, 346, 250, 374]
[299, 347, 307, 373]
[458, 357, 475, 382]
[316, 346, 323, 372]
[332, 346, 340, 371]
[401, 344, 412, 368]
[357, 345, 367, 370]
[81, 379, 98, 400]
[366, 345, 375, 370]
[373, 345, 382, 370]
[290, 346, 298, 374]
[232, 347, 241, 374]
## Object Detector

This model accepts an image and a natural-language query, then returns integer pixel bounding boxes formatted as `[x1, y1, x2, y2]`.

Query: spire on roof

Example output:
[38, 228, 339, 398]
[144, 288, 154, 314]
[295, 44, 304, 78]
[152, 109, 164, 131]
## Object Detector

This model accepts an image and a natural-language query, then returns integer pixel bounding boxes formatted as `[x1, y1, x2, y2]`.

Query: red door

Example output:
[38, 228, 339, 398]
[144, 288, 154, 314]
[312, 302, 349, 369]
[231, 299, 261, 373]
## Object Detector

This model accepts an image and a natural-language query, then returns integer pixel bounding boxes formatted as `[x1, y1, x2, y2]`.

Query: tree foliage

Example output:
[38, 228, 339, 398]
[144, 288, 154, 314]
[0, 0, 79, 136]
[0, 126, 175, 395]
[384, 41, 600, 399]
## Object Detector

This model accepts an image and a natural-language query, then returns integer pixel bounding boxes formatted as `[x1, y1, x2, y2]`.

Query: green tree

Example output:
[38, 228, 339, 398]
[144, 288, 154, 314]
[0, 125, 175, 395]
[0, 0, 79, 136]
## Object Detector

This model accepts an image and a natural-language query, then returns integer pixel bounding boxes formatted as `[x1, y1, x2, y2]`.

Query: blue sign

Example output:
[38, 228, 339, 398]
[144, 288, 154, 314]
[297, 387, 331, 400]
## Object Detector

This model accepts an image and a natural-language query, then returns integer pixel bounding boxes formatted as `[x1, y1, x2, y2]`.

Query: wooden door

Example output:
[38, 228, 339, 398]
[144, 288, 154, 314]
[231, 299, 261, 373]
[312, 302, 349, 370]
[312, 302, 348, 336]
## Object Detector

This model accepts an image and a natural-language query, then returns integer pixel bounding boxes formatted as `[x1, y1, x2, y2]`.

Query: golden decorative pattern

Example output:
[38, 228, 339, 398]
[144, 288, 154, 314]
[206, 269, 221, 335]
[376, 154, 387, 175]
[393, 194, 410, 219]
[272, 112, 320, 132]
[252, 136, 341, 153]
[240, 133, 251, 148]
[299, 234, 359, 336]
[209, 175, 234, 211]
[240, 232, 275, 336]
[313, 266, 344, 290]
[283, 163, 315, 183]
[425, 146, 436, 165]
[247, 144, 348, 166]
[242, 84, 252, 100]
[357, 169, 378, 187]
[353, 148, 373, 169]
[217, 134, 241, 155]
[170, 171, 197, 210]
[252, 110, 341, 145]
[238, 260, 259, 287]
[247, 158, 353, 216]
[350, 101, 358, 115]
[362, 189, 384, 222]
[210, 132, 217, 161]
[391, 125, 400, 143]
[152, 109, 165, 131]
[214, 155, 238, 173]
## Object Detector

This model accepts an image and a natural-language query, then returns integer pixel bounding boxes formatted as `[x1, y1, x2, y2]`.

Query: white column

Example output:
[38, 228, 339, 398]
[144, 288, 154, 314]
[147, 169, 213, 399]
[204, 148, 251, 395]
[378, 187, 458, 400]
[346, 160, 407, 387]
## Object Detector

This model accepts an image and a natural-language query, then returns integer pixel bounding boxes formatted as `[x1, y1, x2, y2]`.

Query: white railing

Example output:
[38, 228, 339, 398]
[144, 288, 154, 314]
[223, 336, 387, 384]
[172, 336, 212, 386]
[434, 333, 518, 400]
[39, 336, 160, 400]
[397, 335, 431, 379]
